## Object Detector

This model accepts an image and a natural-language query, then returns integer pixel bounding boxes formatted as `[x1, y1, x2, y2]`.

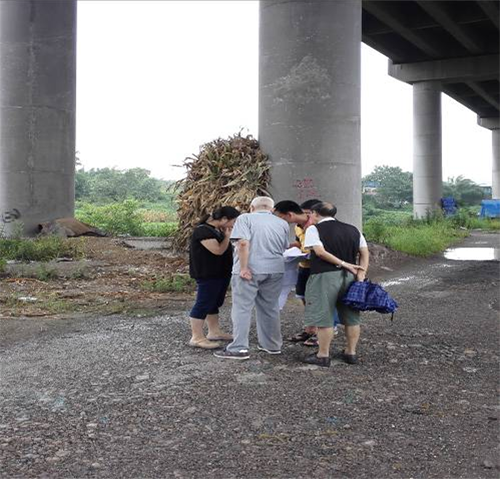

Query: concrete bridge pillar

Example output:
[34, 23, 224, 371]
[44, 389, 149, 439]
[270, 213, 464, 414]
[413, 81, 442, 218]
[0, 0, 77, 235]
[492, 129, 499, 199]
[259, 0, 362, 229]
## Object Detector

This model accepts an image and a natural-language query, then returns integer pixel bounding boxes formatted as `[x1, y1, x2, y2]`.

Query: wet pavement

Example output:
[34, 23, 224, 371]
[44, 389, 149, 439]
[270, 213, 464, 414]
[0, 231, 499, 478]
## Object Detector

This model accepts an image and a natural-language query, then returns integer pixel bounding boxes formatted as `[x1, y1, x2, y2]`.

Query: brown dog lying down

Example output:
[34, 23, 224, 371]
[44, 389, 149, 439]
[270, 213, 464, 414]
[38, 218, 106, 238]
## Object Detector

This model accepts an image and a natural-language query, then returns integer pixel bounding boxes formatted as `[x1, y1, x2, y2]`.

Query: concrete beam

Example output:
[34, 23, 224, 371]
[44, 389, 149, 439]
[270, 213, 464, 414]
[388, 54, 499, 84]
[466, 82, 500, 110]
[363, 0, 442, 58]
[477, 0, 500, 29]
[477, 116, 500, 130]
[416, 1, 482, 54]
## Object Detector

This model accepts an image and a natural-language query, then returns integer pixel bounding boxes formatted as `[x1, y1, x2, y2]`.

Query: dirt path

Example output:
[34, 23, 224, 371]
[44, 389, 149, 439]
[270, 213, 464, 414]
[0, 232, 499, 478]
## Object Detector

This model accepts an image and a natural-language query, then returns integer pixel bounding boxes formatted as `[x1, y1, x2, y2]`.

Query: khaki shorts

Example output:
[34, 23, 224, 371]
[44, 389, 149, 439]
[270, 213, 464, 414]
[304, 270, 360, 328]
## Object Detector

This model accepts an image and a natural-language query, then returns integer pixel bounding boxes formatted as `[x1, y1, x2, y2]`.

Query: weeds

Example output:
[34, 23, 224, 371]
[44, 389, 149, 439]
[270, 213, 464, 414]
[34, 263, 58, 281]
[0, 236, 83, 262]
[141, 274, 195, 293]
[364, 216, 469, 256]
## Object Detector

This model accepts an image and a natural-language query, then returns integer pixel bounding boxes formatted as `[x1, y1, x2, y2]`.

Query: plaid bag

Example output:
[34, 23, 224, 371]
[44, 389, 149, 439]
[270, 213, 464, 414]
[341, 280, 398, 320]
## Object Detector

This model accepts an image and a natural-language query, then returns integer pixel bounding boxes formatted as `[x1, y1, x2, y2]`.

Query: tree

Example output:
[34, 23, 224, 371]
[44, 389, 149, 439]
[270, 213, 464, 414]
[442, 176, 484, 206]
[74, 167, 173, 204]
[363, 166, 413, 207]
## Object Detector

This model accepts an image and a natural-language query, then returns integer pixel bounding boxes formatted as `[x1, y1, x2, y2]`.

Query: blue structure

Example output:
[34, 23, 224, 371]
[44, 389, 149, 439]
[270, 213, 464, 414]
[480, 200, 500, 218]
[441, 197, 458, 217]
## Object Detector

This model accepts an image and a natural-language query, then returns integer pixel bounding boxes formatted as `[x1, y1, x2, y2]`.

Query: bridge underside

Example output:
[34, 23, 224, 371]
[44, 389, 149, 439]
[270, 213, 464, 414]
[362, 0, 499, 215]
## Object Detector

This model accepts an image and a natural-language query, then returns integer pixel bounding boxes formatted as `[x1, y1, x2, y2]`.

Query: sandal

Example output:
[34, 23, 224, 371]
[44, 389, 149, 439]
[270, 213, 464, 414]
[287, 331, 313, 343]
[303, 335, 318, 347]
[206, 333, 233, 341]
[188, 338, 221, 350]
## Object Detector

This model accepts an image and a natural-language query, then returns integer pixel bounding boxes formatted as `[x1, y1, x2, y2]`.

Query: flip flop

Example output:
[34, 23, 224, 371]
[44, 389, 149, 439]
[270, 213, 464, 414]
[303, 335, 318, 347]
[188, 339, 221, 350]
[206, 333, 233, 341]
[287, 331, 313, 342]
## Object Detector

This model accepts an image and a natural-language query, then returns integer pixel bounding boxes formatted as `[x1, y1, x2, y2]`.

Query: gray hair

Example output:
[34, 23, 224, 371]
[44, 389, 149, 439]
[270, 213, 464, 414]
[250, 196, 274, 210]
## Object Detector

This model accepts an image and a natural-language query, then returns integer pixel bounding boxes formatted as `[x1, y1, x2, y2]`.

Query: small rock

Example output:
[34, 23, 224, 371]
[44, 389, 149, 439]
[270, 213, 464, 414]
[483, 459, 494, 469]
[135, 374, 150, 382]
[363, 440, 376, 447]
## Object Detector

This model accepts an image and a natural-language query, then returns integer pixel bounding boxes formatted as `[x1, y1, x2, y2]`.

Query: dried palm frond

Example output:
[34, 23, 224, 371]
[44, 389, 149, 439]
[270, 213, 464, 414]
[173, 133, 270, 250]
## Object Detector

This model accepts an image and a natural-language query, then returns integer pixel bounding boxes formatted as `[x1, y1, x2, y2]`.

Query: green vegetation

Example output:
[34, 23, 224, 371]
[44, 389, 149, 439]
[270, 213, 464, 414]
[364, 219, 468, 256]
[75, 200, 178, 237]
[0, 235, 83, 262]
[141, 274, 195, 293]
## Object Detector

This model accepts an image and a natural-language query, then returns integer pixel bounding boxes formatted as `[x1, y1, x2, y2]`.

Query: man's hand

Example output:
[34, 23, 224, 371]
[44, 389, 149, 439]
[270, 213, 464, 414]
[240, 268, 252, 281]
[356, 270, 367, 282]
[343, 263, 365, 276]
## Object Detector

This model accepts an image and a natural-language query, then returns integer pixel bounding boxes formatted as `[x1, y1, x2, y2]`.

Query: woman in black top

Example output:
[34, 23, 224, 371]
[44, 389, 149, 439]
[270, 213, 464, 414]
[189, 206, 240, 349]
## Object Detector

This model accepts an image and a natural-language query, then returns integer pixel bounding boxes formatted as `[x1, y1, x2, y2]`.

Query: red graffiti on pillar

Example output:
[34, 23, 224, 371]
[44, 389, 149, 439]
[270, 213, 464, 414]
[293, 178, 318, 201]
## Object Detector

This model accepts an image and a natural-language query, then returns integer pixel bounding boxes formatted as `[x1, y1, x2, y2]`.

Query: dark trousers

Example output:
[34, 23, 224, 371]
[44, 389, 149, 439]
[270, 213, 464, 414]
[190, 277, 231, 320]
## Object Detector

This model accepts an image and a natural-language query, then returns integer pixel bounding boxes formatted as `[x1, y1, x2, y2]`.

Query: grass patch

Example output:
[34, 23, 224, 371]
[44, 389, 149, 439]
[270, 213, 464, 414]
[141, 274, 195, 293]
[364, 218, 468, 256]
[0, 236, 83, 262]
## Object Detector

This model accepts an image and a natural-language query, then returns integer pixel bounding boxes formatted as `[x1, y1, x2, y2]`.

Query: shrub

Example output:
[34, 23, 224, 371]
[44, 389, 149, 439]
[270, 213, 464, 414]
[76, 200, 145, 236]
[141, 222, 178, 237]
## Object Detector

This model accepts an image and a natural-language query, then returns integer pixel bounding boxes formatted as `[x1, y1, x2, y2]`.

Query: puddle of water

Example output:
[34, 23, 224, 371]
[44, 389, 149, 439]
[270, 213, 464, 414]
[444, 247, 500, 261]
[381, 276, 415, 287]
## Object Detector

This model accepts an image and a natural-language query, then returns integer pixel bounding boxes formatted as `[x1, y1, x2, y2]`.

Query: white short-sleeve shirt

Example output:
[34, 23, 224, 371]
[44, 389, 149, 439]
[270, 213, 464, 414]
[304, 218, 367, 249]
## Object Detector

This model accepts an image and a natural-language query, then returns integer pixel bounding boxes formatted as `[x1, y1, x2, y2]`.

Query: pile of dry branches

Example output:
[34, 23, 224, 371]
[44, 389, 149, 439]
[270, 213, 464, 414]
[173, 133, 270, 250]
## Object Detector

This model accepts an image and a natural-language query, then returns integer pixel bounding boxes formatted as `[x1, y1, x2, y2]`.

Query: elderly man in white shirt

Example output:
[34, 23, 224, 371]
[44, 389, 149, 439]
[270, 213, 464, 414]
[302, 202, 369, 367]
[214, 196, 290, 360]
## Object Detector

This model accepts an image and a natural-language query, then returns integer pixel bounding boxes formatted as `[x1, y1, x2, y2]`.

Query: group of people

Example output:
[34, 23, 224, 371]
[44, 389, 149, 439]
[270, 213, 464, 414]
[187, 196, 369, 367]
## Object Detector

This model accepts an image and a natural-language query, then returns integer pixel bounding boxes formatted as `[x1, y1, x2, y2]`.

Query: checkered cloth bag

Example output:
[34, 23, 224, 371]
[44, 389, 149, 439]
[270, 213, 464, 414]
[341, 280, 398, 320]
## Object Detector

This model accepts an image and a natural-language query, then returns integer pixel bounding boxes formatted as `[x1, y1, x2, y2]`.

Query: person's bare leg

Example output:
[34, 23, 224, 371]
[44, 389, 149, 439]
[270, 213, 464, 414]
[189, 318, 220, 349]
[317, 327, 334, 358]
[206, 314, 232, 340]
[344, 325, 360, 355]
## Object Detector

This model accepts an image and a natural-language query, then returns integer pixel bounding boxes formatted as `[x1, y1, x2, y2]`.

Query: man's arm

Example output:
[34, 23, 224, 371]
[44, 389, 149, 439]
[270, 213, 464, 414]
[356, 247, 369, 281]
[311, 245, 365, 276]
[237, 239, 252, 280]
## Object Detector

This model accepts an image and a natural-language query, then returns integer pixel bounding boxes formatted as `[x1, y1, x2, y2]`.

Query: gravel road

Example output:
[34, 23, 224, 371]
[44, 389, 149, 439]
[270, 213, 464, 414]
[1, 232, 499, 479]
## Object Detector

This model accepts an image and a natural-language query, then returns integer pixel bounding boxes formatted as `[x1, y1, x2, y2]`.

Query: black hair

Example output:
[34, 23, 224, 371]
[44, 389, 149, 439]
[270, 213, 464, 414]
[198, 206, 240, 225]
[274, 200, 303, 215]
[310, 201, 337, 218]
[300, 199, 321, 210]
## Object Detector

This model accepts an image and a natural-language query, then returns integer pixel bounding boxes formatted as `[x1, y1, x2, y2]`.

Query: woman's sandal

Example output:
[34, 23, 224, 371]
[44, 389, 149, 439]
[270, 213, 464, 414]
[287, 331, 313, 343]
[303, 335, 318, 347]
[188, 338, 221, 350]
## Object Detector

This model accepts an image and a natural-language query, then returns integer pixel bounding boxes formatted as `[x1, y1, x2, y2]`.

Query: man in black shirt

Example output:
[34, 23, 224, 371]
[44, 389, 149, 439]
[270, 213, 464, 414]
[303, 202, 369, 367]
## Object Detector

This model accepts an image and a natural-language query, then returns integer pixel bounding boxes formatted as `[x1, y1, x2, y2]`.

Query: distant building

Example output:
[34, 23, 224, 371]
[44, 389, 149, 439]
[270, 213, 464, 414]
[362, 181, 380, 195]
[479, 184, 492, 199]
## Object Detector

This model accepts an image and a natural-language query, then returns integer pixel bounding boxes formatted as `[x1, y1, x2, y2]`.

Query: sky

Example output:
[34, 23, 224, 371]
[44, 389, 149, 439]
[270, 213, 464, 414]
[76, 0, 493, 185]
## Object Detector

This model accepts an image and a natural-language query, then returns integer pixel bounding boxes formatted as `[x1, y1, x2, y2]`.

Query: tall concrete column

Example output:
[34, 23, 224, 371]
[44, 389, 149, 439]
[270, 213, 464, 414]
[413, 81, 442, 218]
[259, 0, 362, 228]
[492, 129, 499, 199]
[0, 0, 76, 235]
